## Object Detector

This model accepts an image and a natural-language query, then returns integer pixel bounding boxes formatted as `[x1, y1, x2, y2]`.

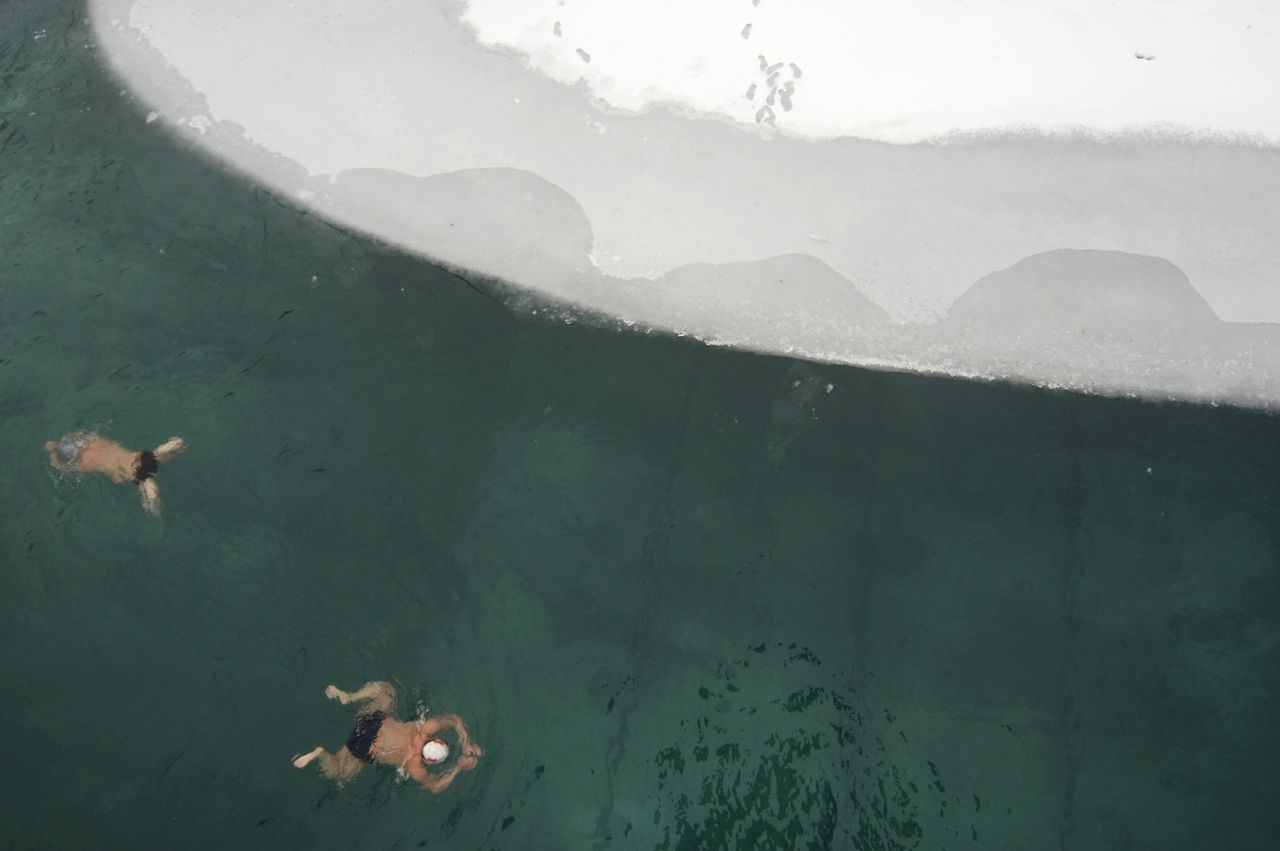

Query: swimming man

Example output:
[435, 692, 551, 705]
[292, 681, 483, 793]
[44, 431, 187, 516]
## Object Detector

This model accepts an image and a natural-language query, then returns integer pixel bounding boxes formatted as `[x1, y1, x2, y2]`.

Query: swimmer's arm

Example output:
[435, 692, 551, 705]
[139, 479, 163, 516]
[422, 714, 483, 758]
[420, 713, 464, 741]
[326, 681, 396, 710]
[408, 753, 477, 794]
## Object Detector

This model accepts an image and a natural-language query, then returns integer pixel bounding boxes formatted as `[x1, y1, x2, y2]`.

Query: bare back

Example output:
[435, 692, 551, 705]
[45, 434, 137, 480]
[368, 717, 421, 769]
[76, 437, 141, 483]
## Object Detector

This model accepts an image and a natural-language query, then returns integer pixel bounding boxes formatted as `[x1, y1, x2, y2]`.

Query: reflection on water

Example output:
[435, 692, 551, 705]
[652, 642, 948, 850]
[767, 362, 836, 465]
[2, 2, 1280, 849]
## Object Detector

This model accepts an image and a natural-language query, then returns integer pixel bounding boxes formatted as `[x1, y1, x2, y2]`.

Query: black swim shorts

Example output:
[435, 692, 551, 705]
[345, 710, 387, 763]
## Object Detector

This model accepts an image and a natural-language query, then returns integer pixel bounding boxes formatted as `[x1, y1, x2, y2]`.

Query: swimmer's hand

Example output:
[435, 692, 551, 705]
[458, 754, 480, 772]
[325, 685, 349, 704]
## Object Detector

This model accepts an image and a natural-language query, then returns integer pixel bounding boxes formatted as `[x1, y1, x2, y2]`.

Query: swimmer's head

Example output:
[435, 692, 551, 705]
[421, 738, 449, 765]
[53, 432, 90, 463]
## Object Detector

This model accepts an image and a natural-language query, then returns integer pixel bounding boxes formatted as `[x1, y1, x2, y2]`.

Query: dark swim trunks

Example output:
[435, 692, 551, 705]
[132, 450, 159, 484]
[345, 711, 387, 763]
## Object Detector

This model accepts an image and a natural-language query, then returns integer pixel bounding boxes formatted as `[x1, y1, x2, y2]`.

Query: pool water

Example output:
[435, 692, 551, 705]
[3, 2, 1279, 849]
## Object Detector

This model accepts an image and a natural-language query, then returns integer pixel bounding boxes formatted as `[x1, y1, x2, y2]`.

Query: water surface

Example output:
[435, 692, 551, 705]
[2, 2, 1279, 848]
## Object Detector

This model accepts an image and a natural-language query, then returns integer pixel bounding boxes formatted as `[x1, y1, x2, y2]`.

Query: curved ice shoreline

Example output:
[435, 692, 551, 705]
[88, 0, 1280, 407]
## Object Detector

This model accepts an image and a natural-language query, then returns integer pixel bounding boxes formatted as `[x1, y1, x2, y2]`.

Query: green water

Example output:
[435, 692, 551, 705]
[3, 2, 1280, 849]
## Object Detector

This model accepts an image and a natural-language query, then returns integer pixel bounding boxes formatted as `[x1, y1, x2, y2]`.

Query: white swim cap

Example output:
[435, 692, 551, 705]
[422, 738, 449, 765]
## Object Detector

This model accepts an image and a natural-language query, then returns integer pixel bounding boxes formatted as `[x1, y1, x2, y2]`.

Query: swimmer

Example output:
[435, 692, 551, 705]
[292, 681, 483, 793]
[43, 431, 187, 516]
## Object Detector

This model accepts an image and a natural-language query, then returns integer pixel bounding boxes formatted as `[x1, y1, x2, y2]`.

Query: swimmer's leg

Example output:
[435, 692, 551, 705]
[139, 479, 162, 516]
[292, 746, 364, 782]
[327, 681, 396, 713]
[154, 436, 187, 463]
[292, 746, 324, 768]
